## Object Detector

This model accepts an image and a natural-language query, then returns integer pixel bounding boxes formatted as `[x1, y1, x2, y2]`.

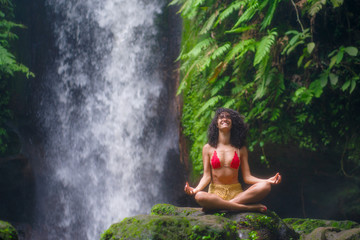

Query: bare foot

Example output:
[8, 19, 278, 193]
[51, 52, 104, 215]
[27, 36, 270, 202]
[248, 203, 267, 213]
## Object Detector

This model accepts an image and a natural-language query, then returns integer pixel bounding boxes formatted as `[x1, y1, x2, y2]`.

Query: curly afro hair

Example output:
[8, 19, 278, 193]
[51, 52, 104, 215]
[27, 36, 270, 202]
[207, 108, 248, 149]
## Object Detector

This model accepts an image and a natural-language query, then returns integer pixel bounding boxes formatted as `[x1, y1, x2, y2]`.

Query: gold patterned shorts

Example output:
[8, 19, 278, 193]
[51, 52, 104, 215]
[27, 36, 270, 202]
[208, 183, 243, 200]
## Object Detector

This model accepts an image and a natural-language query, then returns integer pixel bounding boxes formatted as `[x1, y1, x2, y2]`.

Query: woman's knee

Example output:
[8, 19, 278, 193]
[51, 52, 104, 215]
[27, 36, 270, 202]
[257, 181, 271, 194]
[194, 191, 209, 204]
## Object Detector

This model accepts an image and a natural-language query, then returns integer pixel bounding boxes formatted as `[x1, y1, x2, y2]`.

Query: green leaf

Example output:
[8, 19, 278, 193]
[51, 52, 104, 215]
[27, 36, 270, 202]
[309, 0, 326, 16]
[329, 56, 336, 69]
[336, 50, 344, 64]
[181, 38, 215, 59]
[341, 80, 351, 91]
[218, 1, 244, 23]
[211, 42, 231, 60]
[223, 99, 236, 108]
[320, 74, 328, 87]
[307, 42, 315, 54]
[199, 12, 218, 35]
[297, 55, 304, 68]
[329, 73, 338, 85]
[254, 29, 277, 66]
[304, 60, 312, 69]
[260, 0, 279, 30]
[233, 1, 259, 29]
[350, 80, 356, 94]
[210, 76, 230, 96]
[225, 25, 255, 34]
[344, 46, 358, 56]
[195, 96, 222, 118]
[330, 0, 344, 7]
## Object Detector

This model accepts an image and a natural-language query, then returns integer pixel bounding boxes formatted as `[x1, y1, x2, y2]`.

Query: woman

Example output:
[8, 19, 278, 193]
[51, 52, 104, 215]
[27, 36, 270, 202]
[184, 108, 281, 212]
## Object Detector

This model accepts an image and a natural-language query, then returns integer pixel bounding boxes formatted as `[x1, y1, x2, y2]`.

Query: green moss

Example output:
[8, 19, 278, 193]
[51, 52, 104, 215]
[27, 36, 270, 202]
[283, 218, 359, 235]
[244, 214, 277, 231]
[151, 204, 201, 217]
[151, 204, 177, 216]
[101, 214, 239, 240]
[0, 220, 18, 240]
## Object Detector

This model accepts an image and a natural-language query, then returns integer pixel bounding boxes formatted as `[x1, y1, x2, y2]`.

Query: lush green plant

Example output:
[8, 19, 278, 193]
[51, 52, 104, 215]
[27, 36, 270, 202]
[172, 0, 360, 184]
[0, 0, 33, 154]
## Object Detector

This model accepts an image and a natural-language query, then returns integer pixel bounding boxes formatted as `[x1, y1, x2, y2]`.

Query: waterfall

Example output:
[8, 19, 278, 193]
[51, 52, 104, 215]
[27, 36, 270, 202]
[32, 0, 179, 239]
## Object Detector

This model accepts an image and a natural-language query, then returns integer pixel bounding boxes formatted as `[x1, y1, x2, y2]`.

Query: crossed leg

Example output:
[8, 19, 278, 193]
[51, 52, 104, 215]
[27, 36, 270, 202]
[194, 181, 271, 212]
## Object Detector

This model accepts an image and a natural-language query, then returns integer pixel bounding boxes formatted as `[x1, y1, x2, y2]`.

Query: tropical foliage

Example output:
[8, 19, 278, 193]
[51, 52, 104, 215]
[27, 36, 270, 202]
[0, 0, 33, 154]
[171, 0, 360, 183]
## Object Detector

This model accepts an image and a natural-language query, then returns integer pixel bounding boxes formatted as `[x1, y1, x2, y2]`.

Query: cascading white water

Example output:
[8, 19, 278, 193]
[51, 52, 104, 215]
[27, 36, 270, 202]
[34, 0, 178, 239]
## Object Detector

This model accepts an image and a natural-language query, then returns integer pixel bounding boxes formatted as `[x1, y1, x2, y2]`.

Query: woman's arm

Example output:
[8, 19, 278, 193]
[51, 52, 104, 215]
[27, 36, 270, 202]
[240, 146, 281, 185]
[184, 144, 212, 195]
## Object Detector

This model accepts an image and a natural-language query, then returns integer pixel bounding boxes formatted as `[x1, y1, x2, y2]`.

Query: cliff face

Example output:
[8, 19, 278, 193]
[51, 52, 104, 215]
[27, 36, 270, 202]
[100, 204, 360, 240]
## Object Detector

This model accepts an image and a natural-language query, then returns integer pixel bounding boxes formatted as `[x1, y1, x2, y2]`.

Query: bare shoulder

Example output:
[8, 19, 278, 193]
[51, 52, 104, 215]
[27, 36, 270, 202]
[203, 143, 214, 154]
[239, 146, 248, 155]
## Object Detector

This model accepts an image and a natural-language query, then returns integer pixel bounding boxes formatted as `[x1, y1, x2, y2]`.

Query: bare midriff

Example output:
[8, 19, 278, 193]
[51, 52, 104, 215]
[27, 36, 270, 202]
[211, 167, 239, 185]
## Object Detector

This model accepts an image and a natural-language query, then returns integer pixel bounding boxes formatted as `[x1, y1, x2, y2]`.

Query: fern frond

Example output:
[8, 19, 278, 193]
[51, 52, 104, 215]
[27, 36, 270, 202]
[182, 0, 205, 19]
[225, 25, 255, 34]
[181, 37, 215, 60]
[211, 42, 231, 60]
[260, 0, 279, 30]
[308, 0, 326, 16]
[217, 1, 244, 23]
[233, 0, 259, 29]
[254, 29, 277, 66]
[195, 96, 222, 118]
[224, 39, 255, 64]
[254, 56, 270, 100]
[199, 12, 218, 35]
[0, 44, 15, 66]
[168, 0, 186, 6]
[210, 76, 230, 97]
[223, 98, 236, 109]
[330, 0, 343, 7]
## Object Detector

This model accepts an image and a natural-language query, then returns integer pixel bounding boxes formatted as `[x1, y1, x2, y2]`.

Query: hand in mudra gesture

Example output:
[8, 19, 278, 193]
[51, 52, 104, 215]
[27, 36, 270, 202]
[266, 172, 282, 185]
[184, 182, 199, 195]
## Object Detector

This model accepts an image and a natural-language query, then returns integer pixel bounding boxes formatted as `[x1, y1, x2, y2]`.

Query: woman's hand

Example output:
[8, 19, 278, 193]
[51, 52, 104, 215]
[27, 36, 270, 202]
[266, 172, 282, 185]
[184, 182, 199, 195]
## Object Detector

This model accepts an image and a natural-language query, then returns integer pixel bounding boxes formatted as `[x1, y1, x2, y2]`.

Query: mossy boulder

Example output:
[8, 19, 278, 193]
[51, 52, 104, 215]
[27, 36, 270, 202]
[0, 220, 18, 240]
[101, 204, 299, 240]
[284, 218, 360, 240]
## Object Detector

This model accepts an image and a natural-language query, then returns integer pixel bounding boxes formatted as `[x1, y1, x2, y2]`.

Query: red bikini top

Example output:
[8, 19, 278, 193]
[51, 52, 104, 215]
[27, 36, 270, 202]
[211, 150, 240, 169]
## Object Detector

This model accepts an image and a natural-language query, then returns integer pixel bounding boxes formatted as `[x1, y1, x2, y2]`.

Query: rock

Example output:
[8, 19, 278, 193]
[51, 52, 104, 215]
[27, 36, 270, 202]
[284, 218, 360, 240]
[0, 220, 18, 240]
[101, 204, 299, 240]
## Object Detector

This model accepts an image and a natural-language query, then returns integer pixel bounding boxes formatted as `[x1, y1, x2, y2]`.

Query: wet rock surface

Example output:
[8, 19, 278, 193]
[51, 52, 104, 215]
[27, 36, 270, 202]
[101, 204, 298, 240]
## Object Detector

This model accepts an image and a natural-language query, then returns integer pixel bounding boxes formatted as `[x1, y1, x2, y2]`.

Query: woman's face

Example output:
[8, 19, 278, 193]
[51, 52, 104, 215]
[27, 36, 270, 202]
[217, 111, 232, 130]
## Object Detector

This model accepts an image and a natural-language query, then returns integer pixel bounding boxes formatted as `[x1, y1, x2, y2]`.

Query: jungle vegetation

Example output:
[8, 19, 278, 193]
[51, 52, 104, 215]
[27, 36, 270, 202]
[0, 0, 33, 154]
[171, 0, 360, 219]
